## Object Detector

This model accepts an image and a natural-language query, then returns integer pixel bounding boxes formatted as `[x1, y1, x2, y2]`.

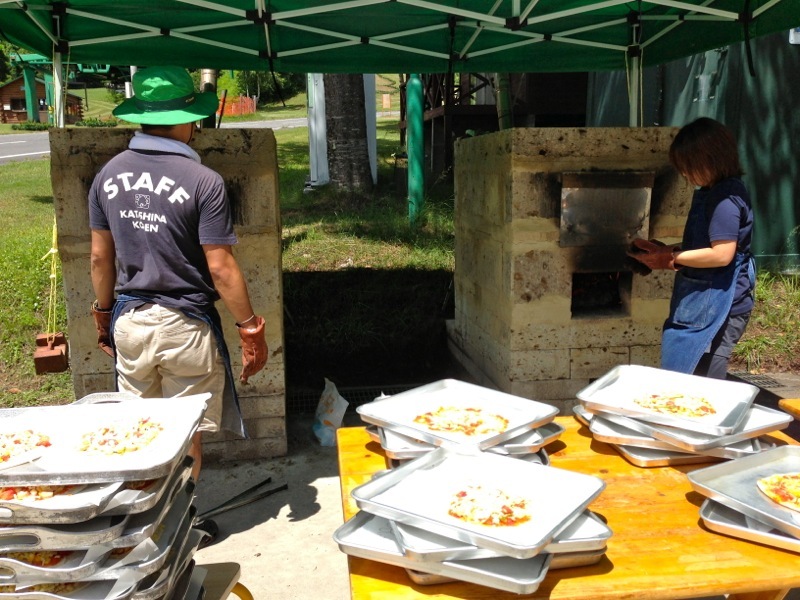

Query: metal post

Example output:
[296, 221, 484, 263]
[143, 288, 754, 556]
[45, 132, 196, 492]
[200, 69, 218, 128]
[52, 52, 65, 128]
[407, 74, 424, 225]
[496, 72, 513, 130]
[629, 55, 640, 127]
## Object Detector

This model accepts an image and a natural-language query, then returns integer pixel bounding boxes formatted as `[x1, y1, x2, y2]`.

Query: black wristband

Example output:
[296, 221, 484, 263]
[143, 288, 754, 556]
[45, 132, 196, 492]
[92, 300, 113, 313]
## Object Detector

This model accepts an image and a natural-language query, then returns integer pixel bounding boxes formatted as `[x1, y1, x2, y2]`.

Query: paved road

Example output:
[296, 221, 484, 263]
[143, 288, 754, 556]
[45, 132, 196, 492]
[218, 117, 306, 129]
[0, 132, 50, 165]
[0, 119, 307, 165]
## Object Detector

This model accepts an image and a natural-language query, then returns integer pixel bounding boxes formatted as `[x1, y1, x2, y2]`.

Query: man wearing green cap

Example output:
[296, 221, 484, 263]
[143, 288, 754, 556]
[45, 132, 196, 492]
[88, 66, 267, 545]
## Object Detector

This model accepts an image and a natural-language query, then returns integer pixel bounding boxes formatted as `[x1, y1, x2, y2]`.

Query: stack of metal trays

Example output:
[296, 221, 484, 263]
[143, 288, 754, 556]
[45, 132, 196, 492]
[574, 365, 790, 467]
[688, 445, 800, 553]
[335, 448, 609, 594]
[357, 379, 563, 466]
[0, 394, 209, 600]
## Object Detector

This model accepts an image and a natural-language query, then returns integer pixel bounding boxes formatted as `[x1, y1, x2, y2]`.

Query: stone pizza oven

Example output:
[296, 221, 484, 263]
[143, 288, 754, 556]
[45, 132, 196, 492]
[447, 127, 693, 414]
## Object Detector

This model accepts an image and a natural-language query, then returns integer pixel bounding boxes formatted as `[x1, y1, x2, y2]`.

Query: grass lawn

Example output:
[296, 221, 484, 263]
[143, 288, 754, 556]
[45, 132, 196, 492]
[0, 159, 72, 407]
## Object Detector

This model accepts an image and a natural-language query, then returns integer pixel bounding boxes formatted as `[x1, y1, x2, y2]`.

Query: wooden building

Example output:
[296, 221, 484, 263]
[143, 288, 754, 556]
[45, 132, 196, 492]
[0, 77, 83, 125]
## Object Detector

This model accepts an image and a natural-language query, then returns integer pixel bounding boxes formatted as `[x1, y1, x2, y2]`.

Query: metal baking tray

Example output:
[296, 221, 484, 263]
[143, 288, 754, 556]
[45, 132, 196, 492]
[378, 429, 431, 461]
[392, 509, 611, 562]
[131, 529, 203, 600]
[517, 449, 550, 465]
[89, 501, 194, 581]
[488, 422, 565, 455]
[380, 420, 564, 460]
[404, 568, 455, 586]
[700, 498, 800, 553]
[0, 546, 112, 585]
[334, 511, 552, 595]
[357, 379, 558, 450]
[0, 396, 207, 485]
[403, 546, 605, 586]
[577, 365, 756, 435]
[351, 447, 605, 558]
[365, 425, 380, 444]
[591, 403, 791, 452]
[179, 564, 204, 600]
[688, 445, 800, 538]
[0, 517, 127, 553]
[611, 444, 722, 468]
[101, 457, 193, 517]
[590, 415, 763, 459]
[161, 556, 193, 600]
[109, 481, 193, 549]
[572, 405, 593, 428]
[549, 547, 606, 569]
[0, 482, 124, 525]
[0, 576, 138, 600]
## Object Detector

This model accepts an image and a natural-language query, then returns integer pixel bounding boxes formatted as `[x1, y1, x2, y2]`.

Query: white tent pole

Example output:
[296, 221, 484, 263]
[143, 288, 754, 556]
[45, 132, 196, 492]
[52, 51, 65, 128]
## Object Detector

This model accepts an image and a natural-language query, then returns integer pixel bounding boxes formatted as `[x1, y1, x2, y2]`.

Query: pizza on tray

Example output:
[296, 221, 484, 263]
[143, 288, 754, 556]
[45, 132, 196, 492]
[0, 485, 78, 502]
[632, 392, 717, 418]
[79, 417, 164, 455]
[1, 550, 72, 568]
[0, 430, 51, 463]
[413, 406, 509, 436]
[448, 485, 531, 527]
[756, 472, 800, 512]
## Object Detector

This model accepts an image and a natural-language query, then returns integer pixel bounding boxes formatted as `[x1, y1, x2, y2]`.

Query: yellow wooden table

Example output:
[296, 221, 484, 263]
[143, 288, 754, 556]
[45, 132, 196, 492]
[337, 418, 800, 600]
[779, 398, 800, 421]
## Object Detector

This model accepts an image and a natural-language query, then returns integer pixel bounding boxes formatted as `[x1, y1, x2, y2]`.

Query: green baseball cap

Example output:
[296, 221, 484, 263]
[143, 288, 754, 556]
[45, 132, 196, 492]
[113, 66, 219, 125]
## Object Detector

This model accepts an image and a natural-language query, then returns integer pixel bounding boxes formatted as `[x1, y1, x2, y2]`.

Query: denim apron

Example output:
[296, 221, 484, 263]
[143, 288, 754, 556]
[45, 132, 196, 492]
[110, 294, 247, 438]
[660, 188, 754, 375]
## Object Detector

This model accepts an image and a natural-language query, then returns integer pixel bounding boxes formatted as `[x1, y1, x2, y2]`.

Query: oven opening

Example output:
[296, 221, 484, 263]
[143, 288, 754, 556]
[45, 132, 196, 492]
[571, 272, 632, 318]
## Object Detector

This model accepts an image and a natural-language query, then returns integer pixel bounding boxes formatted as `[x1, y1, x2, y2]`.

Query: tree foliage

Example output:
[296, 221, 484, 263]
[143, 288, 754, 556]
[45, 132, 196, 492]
[0, 42, 18, 84]
[235, 71, 305, 104]
[188, 69, 305, 104]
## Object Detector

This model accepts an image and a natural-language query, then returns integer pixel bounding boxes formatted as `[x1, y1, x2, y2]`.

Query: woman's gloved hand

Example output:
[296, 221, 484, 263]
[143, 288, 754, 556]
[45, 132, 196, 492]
[238, 316, 268, 384]
[627, 238, 680, 271]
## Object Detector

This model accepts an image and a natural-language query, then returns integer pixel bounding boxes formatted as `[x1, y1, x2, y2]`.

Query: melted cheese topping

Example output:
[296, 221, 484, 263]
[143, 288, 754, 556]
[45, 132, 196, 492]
[757, 472, 800, 511]
[0, 485, 76, 502]
[413, 406, 509, 436]
[2, 550, 70, 568]
[0, 430, 51, 462]
[448, 485, 531, 526]
[79, 417, 163, 455]
[633, 393, 716, 418]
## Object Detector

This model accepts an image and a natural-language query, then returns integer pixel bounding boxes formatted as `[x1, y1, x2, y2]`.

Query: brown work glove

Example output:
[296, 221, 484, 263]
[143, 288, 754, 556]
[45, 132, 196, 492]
[91, 301, 115, 358]
[238, 316, 268, 384]
[625, 255, 652, 276]
[626, 238, 680, 271]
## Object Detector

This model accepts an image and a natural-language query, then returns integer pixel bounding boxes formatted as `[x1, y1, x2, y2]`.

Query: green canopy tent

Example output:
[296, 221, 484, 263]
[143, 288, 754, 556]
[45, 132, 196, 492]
[3, 0, 800, 123]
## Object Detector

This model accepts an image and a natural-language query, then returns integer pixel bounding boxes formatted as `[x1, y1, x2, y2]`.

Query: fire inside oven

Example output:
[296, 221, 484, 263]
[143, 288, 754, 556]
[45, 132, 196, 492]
[560, 171, 653, 318]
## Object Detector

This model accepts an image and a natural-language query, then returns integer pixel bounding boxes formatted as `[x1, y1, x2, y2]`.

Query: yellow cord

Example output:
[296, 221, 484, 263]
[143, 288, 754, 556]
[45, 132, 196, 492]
[40, 217, 59, 343]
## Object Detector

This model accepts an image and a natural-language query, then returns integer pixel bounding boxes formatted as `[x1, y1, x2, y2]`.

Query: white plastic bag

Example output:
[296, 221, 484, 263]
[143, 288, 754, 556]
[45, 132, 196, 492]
[312, 378, 349, 446]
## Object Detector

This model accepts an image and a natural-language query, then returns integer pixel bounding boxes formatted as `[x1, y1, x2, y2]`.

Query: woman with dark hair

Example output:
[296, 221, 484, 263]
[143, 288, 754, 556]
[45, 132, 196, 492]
[628, 117, 755, 379]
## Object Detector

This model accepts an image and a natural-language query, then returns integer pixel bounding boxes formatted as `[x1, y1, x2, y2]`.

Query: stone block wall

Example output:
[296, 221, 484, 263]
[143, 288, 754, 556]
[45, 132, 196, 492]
[448, 127, 692, 413]
[49, 128, 286, 460]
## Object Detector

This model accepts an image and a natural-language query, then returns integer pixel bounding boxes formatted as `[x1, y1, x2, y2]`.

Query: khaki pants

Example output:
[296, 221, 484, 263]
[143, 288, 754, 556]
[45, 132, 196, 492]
[113, 304, 224, 432]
